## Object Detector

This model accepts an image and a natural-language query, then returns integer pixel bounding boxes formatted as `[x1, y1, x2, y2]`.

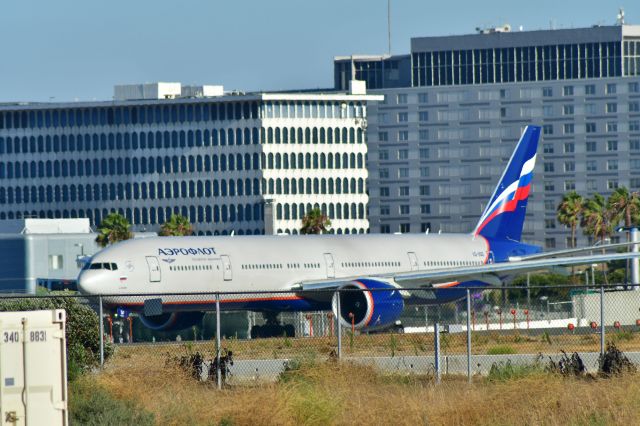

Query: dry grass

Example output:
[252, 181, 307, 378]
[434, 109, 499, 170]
[94, 352, 640, 426]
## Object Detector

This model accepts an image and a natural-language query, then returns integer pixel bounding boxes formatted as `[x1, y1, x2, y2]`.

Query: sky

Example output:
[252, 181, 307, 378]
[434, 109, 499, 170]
[1, 1, 638, 102]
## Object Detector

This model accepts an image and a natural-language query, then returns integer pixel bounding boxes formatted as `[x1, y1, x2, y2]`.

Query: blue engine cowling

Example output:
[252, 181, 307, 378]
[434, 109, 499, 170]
[138, 312, 205, 331]
[331, 279, 404, 331]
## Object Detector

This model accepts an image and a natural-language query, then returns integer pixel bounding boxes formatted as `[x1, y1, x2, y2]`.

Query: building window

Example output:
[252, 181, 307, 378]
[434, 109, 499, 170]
[587, 180, 597, 191]
[419, 129, 429, 140]
[49, 254, 63, 270]
[564, 181, 575, 191]
[420, 167, 430, 177]
[608, 180, 619, 189]
[586, 160, 597, 171]
[543, 87, 553, 97]
[397, 112, 408, 122]
[607, 122, 618, 133]
[543, 144, 554, 154]
[631, 140, 640, 151]
[420, 204, 430, 214]
[585, 84, 596, 95]
[563, 123, 574, 134]
[419, 111, 429, 121]
[563, 142, 574, 153]
[630, 102, 640, 112]
[379, 168, 389, 179]
[631, 159, 640, 170]
[585, 103, 596, 114]
[399, 186, 409, 196]
[399, 223, 410, 233]
[380, 205, 390, 215]
[419, 148, 430, 159]
[397, 94, 408, 104]
[545, 219, 556, 229]
[607, 140, 618, 151]
[398, 168, 409, 178]
[380, 225, 390, 233]
[545, 238, 556, 249]
[378, 132, 389, 141]
[563, 86, 574, 96]
[544, 200, 555, 210]
[607, 159, 618, 171]
[398, 149, 408, 160]
[380, 187, 390, 197]
[379, 150, 389, 160]
[420, 185, 430, 196]
[630, 82, 640, 93]
[585, 123, 596, 133]
[631, 178, 640, 188]
[398, 131, 409, 141]
[606, 103, 617, 113]
[418, 93, 428, 103]
[630, 121, 640, 132]
[606, 83, 616, 94]
[399, 205, 410, 214]
[543, 105, 553, 117]
[563, 105, 574, 115]
[544, 181, 555, 191]
[544, 162, 555, 173]
[586, 141, 597, 152]
[543, 124, 553, 135]
[564, 161, 575, 172]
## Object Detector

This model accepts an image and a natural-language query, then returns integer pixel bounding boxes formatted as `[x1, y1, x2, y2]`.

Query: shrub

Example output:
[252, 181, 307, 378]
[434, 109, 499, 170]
[487, 345, 516, 355]
[599, 342, 636, 376]
[69, 377, 154, 425]
[0, 295, 113, 377]
[546, 351, 586, 377]
[487, 359, 544, 381]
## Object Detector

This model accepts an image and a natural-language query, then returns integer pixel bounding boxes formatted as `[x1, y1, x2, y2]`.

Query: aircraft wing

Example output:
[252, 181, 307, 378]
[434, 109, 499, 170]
[293, 250, 640, 293]
[509, 241, 639, 261]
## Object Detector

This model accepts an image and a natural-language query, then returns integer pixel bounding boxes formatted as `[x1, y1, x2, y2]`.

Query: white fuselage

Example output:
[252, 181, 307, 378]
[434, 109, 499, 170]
[78, 233, 490, 305]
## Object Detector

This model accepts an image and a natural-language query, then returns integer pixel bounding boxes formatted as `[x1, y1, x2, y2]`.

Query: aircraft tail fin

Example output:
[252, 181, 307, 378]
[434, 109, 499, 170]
[473, 125, 541, 242]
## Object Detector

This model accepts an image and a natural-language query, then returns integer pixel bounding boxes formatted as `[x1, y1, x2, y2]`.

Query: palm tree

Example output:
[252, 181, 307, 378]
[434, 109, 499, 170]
[582, 194, 616, 285]
[556, 191, 584, 249]
[608, 186, 640, 231]
[95, 212, 133, 248]
[159, 214, 194, 237]
[582, 194, 615, 245]
[300, 208, 331, 235]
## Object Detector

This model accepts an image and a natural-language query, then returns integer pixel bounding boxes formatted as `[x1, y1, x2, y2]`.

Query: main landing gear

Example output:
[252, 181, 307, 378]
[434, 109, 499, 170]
[250, 312, 295, 338]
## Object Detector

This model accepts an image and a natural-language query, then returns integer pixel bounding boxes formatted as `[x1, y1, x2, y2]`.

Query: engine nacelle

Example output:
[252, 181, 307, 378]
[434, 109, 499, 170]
[331, 279, 404, 331]
[138, 312, 205, 331]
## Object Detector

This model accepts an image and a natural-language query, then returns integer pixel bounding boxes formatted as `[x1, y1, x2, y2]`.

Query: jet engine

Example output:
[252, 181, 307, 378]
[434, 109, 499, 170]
[331, 279, 404, 331]
[138, 312, 205, 331]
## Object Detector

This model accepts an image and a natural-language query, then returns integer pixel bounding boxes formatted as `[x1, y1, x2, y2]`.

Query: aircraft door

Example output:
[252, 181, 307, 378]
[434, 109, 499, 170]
[323, 253, 335, 278]
[407, 252, 419, 271]
[145, 256, 161, 282]
[221, 255, 233, 281]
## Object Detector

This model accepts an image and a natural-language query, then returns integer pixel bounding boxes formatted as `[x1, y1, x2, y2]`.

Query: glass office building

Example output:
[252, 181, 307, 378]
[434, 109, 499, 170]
[335, 24, 640, 247]
[0, 87, 381, 235]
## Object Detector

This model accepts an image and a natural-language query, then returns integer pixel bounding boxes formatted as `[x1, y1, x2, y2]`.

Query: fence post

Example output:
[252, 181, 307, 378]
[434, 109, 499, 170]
[98, 295, 104, 367]
[336, 290, 342, 359]
[434, 321, 441, 384]
[215, 293, 222, 390]
[466, 289, 472, 383]
[600, 285, 605, 356]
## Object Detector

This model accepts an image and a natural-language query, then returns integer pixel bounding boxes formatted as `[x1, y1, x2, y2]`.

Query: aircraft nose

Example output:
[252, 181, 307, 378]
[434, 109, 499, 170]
[77, 272, 100, 295]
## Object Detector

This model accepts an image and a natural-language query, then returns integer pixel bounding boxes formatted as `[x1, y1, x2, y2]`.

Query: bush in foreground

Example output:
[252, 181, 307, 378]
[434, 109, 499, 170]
[69, 377, 154, 426]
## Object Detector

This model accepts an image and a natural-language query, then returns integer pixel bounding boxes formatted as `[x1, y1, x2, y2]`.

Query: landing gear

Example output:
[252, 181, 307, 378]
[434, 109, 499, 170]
[250, 312, 295, 338]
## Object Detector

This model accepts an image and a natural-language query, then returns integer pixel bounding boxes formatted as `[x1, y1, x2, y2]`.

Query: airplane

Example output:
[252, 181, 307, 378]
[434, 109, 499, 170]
[77, 125, 640, 336]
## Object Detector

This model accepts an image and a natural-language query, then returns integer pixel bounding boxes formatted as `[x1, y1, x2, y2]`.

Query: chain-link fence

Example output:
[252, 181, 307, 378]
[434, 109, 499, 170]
[4, 284, 640, 386]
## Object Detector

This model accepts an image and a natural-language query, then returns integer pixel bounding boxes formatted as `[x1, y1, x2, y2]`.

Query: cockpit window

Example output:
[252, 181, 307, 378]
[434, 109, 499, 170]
[87, 262, 118, 271]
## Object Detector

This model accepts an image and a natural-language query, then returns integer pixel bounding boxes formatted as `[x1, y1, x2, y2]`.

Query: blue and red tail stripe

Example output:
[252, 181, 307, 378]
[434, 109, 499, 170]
[473, 126, 540, 242]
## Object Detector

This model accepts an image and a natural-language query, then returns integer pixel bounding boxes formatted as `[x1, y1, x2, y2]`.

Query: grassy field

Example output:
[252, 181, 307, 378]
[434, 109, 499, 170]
[114, 328, 640, 366]
[92, 354, 640, 426]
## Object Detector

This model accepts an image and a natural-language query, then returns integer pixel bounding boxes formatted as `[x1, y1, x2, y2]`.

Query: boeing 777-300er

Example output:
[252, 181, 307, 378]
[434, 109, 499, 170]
[78, 125, 640, 334]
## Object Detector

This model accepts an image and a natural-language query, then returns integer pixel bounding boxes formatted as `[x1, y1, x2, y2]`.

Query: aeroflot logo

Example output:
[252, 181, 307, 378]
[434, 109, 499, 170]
[158, 247, 217, 256]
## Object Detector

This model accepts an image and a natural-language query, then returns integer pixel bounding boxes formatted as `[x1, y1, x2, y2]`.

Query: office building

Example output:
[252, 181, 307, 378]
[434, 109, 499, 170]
[335, 24, 640, 247]
[0, 82, 381, 236]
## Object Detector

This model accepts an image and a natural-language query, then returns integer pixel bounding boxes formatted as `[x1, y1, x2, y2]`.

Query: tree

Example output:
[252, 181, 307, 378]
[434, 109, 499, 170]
[95, 212, 133, 248]
[556, 191, 584, 249]
[159, 214, 194, 237]
[300, 208, 331, 235]
[608, 186, 640, 230]
[581, 194, 615, 245]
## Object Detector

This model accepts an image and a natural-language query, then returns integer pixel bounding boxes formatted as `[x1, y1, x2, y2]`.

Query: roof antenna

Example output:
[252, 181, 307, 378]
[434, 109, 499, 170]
[617, 8, 625, 25]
